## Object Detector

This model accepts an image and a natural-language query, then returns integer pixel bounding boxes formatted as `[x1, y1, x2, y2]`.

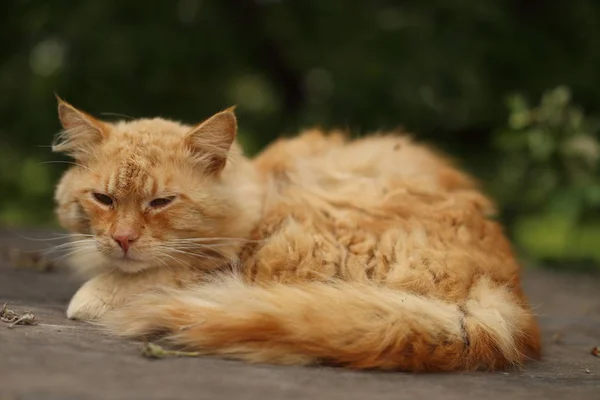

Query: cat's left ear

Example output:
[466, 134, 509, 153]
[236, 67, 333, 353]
[185, 107, 237, 175]
[53, 95, 110, 162]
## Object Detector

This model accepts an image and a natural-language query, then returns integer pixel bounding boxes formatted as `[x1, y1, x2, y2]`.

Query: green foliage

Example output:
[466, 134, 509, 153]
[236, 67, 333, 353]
[492, 87, 600, 264]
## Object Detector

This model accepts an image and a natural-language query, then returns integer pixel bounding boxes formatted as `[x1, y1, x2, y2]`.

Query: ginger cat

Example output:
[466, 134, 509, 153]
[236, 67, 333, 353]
[52, 97, 541, 371]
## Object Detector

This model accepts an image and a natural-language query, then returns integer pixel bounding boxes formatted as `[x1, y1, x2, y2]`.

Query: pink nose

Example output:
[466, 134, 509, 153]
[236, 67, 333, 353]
[112, 233, 138, 253]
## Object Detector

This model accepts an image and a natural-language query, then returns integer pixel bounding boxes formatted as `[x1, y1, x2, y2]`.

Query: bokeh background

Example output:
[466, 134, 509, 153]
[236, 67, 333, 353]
[1, 0, 599, 268]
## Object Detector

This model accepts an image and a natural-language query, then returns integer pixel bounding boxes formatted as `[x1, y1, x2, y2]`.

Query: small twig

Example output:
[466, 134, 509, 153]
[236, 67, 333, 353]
[1, 303, 38, 328]
[8, 312, 37, 328]
[141, 342, 200, 359]
[0, 303, 18, 323]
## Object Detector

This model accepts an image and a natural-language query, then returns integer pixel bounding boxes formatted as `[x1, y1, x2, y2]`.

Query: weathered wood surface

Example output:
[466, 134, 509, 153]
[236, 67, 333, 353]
[0, 227, 599, 400]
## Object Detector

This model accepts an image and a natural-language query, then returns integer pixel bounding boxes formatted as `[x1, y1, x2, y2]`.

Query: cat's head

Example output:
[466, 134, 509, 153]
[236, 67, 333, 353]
[52, 97, 261, 274]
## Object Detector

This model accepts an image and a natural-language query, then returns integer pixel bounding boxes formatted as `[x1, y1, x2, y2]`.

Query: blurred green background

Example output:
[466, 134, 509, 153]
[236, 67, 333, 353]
[1, 0, 599, 267]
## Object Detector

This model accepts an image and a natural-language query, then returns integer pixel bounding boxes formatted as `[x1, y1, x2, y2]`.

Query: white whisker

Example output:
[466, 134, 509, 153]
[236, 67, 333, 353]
[10, 232, 94, 242]
[49, 244, 97, 264]
[166, 237, 263, 244]
[38, 160, 92, 172]
[40, 239, 97, 255]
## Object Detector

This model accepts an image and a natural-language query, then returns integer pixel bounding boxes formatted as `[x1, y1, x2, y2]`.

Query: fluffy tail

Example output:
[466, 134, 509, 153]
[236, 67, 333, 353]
[103, 275, 541, 371]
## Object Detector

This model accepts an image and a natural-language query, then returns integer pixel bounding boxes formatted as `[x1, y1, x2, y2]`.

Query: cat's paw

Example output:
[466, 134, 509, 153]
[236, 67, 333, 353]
[66, 278, 116, 321]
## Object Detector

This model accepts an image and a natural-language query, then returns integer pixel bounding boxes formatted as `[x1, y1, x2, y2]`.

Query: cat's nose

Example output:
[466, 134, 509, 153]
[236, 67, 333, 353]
[112, 232, 139, 253]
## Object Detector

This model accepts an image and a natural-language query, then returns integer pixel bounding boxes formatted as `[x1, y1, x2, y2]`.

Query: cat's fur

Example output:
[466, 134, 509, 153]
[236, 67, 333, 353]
[53, 97, 541, 371]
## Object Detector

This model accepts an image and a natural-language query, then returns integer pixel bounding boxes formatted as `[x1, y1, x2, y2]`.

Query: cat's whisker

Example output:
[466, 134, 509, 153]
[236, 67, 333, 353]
[155, 246, 215, 261]
[161, 240, 249, 253]
[159, 244, 231, 260]
[11, 239, 94, 258]
[154, 245, 231, 269]
[147, 254, 171, 269]
[41, 245, 96, 258]
[49, 244, 97, 264]
[152, 250, 190, 268]
[165, 242, 248, 250]
[38, 160, 93, 172]
[161, 245, 228, 256]
[166, 237, 263, 244]
[99, 112, 136, 120]
[157, 257, 173, 269]
[40, 239, 97, 255]
[11, 232, 94, 242]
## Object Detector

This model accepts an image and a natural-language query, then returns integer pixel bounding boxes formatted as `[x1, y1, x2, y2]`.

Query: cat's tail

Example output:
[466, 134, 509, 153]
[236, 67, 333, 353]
[102, 274, 541, 371]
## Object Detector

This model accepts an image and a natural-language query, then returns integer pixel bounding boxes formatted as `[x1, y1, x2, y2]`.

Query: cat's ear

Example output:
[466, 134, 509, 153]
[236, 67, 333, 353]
[53, 95, 109, 161]
[185, 107, 237, 175]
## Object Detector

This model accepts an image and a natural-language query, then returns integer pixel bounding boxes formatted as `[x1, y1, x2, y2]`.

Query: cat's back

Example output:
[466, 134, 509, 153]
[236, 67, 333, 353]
[244, 129, 510, 294]
[253, 129, 481, 197]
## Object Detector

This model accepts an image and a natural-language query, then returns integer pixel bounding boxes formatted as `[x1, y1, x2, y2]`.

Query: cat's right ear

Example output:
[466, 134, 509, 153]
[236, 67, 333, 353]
[52, 95, 109, 161]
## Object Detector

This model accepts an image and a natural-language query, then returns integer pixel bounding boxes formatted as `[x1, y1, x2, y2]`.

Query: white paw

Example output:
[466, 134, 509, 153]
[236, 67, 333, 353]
[66, 278, 116, 321]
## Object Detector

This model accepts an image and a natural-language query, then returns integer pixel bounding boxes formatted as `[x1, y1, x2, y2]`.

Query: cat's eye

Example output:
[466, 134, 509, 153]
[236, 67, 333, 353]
[149, 196, 175, 208]
[92, 192, 113, 206]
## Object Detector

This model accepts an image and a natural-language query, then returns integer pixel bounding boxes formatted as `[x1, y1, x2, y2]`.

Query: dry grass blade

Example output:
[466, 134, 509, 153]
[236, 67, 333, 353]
[141, 342, 200, 359]
[0, 303, 38, 328]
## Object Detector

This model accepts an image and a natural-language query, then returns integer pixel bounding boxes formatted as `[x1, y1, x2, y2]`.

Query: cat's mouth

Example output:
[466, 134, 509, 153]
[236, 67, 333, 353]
[113, 251, 143, 262]
[110, 253, 153, 274]
[96, 239, 171, 273]
[98, 242, 146, 264]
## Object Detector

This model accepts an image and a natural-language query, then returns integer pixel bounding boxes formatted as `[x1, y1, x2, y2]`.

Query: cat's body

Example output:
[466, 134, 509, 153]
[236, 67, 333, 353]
[53, 98, 541, 371]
